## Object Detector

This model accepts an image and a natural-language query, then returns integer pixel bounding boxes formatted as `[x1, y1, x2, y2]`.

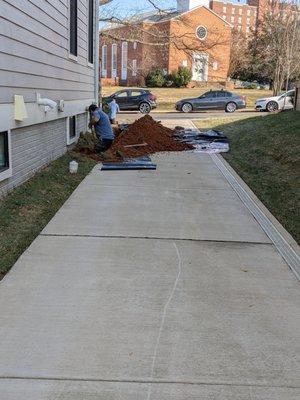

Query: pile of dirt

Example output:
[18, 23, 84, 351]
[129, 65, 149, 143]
[108, 115, 192, 160]
[75, 115, 192, 162]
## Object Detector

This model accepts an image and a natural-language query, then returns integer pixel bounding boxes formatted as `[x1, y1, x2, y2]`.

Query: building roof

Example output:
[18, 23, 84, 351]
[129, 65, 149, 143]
[101, 5, 232, 31]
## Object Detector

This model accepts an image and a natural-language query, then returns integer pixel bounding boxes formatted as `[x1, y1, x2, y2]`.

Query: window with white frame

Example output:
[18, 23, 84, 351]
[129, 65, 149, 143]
[238, 16, 242, 24]
[239, 8, 242, 15]
[0, 130, 12, 181]
[132, 59, 137, 76]
[111, 44, 117, 78]
[69, 0, 78, 57]
[238, 25, 242, 31]
[121, 42, 128, 80]
[101, 45, 107, 77]
[231, 16, 235, 23]
[247, 9, 251, 16]
[232, 8, 235, 14]
[133, 41, 137, 50]
[247, 17, 250, 25]
[246, 26, 250, 34]
[67, 115, 77, 145]
[223, 6, 226, 13]
[182, 60, 188, 67]
[223, 14, 226, 20]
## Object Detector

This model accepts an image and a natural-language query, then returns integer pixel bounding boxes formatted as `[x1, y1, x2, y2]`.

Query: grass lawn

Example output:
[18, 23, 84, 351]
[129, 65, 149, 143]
[194, 111, 300, 243]
[0, 152, 97, 279]
[102, 86, 272, 110]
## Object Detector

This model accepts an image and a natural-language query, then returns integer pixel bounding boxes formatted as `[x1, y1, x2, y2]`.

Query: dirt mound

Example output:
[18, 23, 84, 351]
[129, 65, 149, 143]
[76, 115, 192, 162]
[108, 115, 192, 160]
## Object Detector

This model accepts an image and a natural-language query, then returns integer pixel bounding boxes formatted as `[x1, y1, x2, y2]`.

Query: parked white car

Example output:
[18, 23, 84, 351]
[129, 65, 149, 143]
[255, 90, 295, 112]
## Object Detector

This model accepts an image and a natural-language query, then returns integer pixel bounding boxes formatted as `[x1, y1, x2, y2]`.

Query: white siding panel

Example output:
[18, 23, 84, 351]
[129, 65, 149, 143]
[0, 71, 94, 92]
[0, 53, 92, 84]
[47, 0, 68, 17]
[4, 0, 68, 37]
[28, 0, 68, 27]
[0, 0, 96, 104]
[0, 36, 93, 77]
[0, 88, 94, 104]
[0, 18, 68, 59]
[1, 1, 68, 49]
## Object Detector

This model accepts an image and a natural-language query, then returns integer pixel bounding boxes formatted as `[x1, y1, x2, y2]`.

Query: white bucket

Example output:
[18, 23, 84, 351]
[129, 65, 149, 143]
[69, 160, 78, 174]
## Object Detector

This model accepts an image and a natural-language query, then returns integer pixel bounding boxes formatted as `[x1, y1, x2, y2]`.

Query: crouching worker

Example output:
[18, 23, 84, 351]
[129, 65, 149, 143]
[88, 104, 115, 152]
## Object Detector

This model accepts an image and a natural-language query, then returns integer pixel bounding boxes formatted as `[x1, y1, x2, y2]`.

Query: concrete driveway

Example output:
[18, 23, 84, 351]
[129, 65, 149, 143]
[0, 151, 299, 399]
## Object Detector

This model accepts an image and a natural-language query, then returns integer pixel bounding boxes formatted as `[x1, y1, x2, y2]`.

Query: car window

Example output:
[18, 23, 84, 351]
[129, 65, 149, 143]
[216, 91, 226, 97]
[115, 91, 128, 98]
[278, 91, 294, 101]
[202, 91, 216, 99]
[131, 91, 142, 96]
[225, 91, 232, 97]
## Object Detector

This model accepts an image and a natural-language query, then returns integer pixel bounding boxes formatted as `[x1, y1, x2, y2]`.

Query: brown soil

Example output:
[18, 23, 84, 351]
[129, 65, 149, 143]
[75, 115, 192, 162]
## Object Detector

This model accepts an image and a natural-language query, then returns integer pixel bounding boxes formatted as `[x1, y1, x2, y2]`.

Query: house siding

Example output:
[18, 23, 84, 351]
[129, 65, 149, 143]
[0, 112, 88, 196]
[0, 0, 98, 196]
[0, 0, 95, 104]
[0, 119, 67, 196]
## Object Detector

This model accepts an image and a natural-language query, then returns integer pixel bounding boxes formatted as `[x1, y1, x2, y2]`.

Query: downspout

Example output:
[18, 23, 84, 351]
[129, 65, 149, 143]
[98, 0, 112, 106]
[94, 0, 100, 105]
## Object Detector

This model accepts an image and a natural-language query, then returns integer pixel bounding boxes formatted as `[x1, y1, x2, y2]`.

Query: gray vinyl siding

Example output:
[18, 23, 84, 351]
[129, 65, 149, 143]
[0, 0, 95, 104]
[0, 118, 68, 196]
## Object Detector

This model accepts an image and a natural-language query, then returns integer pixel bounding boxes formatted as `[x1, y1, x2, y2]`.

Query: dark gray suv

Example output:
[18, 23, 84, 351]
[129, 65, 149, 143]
[103, 89, 157, 114]
[175, 90, 246, 113]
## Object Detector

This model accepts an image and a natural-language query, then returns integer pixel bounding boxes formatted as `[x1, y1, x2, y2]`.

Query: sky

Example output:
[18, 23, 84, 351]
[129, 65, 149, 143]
[101, 0, 249, 19]
[103, 0, 246, 16]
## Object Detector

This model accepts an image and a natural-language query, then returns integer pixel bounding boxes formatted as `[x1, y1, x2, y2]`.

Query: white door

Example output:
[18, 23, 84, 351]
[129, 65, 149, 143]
[121, 42, 128, 80]
[192, 53, 208, 81]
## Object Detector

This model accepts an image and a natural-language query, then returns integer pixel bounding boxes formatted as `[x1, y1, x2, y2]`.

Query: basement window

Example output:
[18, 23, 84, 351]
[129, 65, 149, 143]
[69, 0, 78, 58]
[67, 116, 77, 145]
[0, 131, 12, 182]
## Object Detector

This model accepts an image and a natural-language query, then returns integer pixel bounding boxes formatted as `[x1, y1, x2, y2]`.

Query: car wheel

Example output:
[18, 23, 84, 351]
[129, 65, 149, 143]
[181, 103, 193, 113]
[225, 102, 237, 113]
[266, 101, 278, 112]
[139, 102, 151, 114]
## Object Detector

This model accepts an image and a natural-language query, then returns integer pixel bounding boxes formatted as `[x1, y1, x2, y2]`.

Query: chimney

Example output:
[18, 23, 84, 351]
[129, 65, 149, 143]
[177, 0, 210, 12]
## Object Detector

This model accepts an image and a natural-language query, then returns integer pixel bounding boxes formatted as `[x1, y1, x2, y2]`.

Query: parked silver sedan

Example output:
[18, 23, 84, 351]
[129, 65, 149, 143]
[175, 90, 246, 113]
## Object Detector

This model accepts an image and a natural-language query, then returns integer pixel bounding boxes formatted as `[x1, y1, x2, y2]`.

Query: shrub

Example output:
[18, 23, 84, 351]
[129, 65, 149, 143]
[145, 69, 166, 87]
[169, 66, 192, 88]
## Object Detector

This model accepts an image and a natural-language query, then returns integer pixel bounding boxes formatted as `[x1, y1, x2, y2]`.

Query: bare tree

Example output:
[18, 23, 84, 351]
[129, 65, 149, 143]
[256, 0, 300, 95]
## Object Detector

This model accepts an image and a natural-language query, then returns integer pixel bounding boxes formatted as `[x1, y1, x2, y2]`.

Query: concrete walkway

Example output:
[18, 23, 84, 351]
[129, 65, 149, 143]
[0, 148, 299, 398]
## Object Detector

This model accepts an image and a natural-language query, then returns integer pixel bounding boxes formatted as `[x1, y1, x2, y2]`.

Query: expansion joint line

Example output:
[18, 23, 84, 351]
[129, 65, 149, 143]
[146, 242, 182, 400]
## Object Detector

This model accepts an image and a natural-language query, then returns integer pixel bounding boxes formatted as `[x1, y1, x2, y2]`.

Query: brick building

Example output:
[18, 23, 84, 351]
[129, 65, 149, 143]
[100, 0, 232, 86]
[210, 0, 258, 34]
[210, 1, 299, 35]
